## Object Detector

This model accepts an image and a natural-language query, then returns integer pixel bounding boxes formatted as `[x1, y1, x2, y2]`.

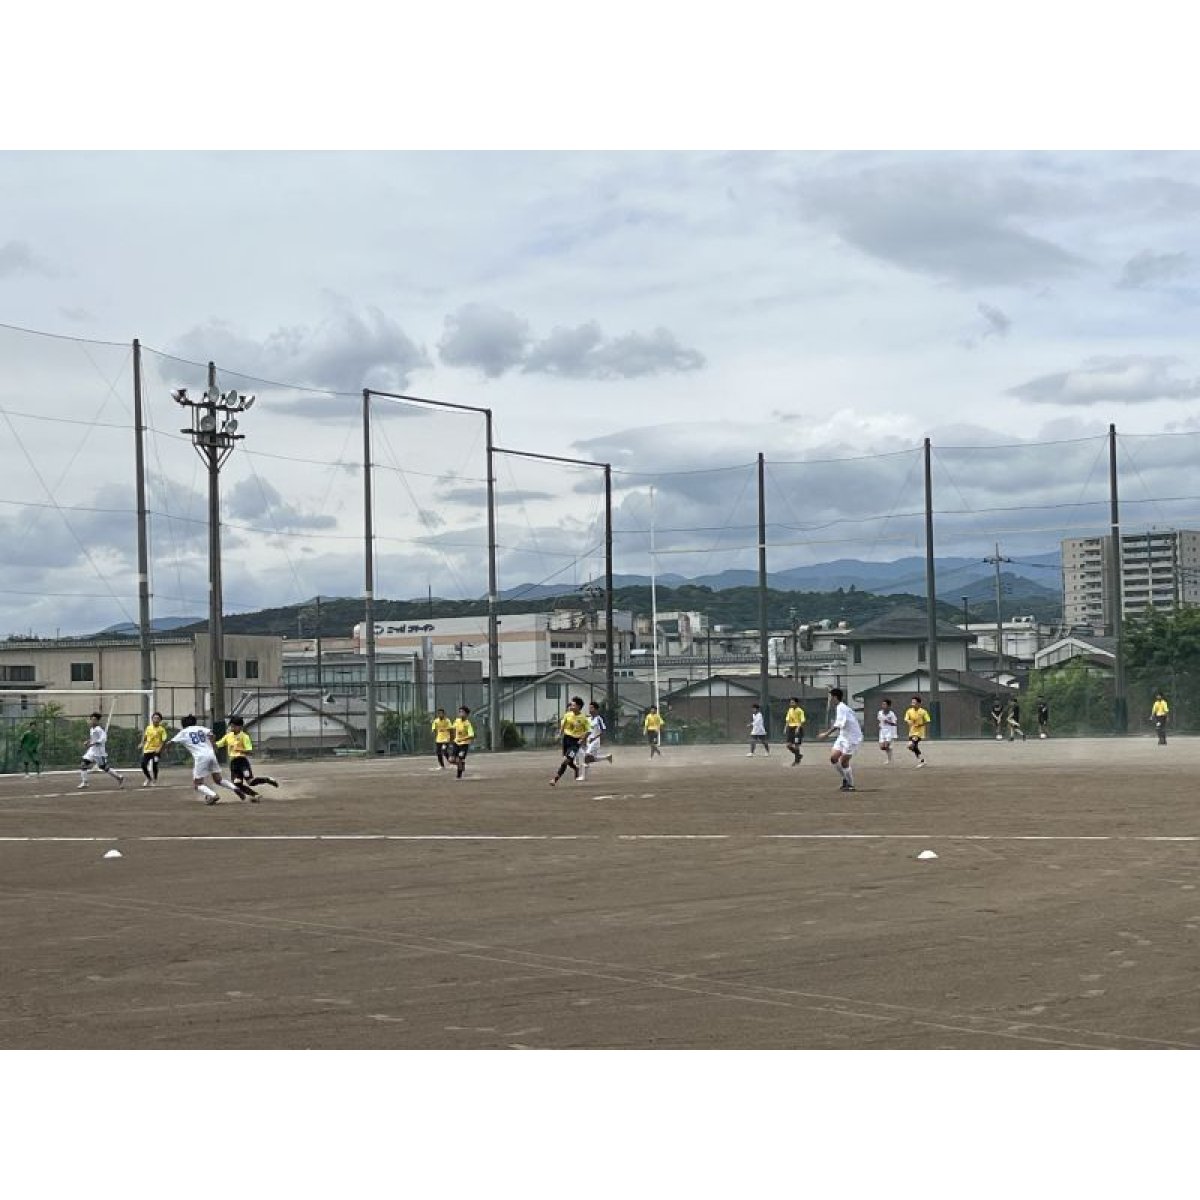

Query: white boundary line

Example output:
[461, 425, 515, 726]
[1, 833, 1199, 844]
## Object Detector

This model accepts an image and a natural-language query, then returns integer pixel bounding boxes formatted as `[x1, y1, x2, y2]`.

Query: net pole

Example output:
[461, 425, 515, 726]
[132, 338, 153, 728]
[362, 389, 377, 755]
[485, 410, 500, 752]
[923, 438, 941, 736]
[757, 453, 769, 732]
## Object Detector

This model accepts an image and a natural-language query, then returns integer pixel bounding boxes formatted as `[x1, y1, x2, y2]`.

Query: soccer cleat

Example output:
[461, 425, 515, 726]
[205, 794, 219, 805]
[142, 779, 151, 788]
[746, 752, 755, 757]
[916, 759, 926, 767]
[77, 782, 89, 790]
[115, 774, 124, 787]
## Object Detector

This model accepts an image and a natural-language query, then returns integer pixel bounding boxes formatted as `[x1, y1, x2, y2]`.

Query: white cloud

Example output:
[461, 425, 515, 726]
[1008, 356, 1200, 405]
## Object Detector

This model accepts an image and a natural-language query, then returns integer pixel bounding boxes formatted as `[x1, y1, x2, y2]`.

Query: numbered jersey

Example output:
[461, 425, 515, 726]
[170, 725, 215, 761]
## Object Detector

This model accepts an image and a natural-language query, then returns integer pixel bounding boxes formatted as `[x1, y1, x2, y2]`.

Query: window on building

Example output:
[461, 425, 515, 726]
[224, 659, 239, 679]
[0, 665, 35, 682]
[550, 653, 567, 668]
[70, 661, 94, 682]
[852, 644, 862, 664]
[544, 683, 560, 700]
[917, 641, 927, 662]
[244, 659, 259, 680]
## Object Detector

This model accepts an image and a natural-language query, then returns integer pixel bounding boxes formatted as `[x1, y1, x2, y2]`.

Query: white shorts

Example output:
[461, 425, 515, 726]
[878, 730, 898, 744]
[84, 748, 107, 766]
[585, 736, 602, 757]
[833, 735, 862, 756]
[192, 753, 219, 780]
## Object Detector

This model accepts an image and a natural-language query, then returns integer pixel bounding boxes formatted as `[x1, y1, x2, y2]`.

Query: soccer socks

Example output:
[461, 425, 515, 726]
[198, 784, 218, 800]
[218, 778, 243, 797]
[843, 765, 855, 787]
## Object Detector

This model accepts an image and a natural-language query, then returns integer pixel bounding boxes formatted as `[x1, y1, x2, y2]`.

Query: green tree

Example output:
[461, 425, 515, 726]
[1026, 661, 1113, 735]
[1124, 607, 1200, 732]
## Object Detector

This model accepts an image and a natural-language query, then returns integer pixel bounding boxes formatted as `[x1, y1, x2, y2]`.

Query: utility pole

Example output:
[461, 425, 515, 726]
[984, 543, 1011, 681]
[132, 339, 153, 727]
[173, 365, 254, 735]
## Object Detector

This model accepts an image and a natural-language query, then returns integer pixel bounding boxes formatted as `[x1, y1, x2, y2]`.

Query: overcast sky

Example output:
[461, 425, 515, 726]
[5, 150, 1200, 636]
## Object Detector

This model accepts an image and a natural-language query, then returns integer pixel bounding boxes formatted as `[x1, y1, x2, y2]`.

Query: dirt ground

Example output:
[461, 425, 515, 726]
[1, 735, 1197, 1049]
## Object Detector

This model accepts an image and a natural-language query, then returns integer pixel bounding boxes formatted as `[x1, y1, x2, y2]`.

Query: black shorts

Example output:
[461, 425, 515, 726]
[645, 730, 660, 743]
[230, 755, 252, 781]
[785, 726, 803, 744]
[909, 735, 923, 747]
[454, 743, 470, 761]
[562, 736, 582, 758]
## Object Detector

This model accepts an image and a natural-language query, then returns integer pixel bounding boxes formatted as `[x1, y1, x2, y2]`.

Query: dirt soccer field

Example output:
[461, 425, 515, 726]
[1, 737, 1197, 1049]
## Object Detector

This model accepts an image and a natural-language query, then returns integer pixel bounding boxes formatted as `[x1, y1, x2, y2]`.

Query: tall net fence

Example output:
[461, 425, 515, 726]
[6, 319, 1200, 755]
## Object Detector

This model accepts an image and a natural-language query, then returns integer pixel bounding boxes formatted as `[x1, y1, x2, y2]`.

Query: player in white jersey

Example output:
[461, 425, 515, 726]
[577, 701, 614, 782]
[877, 697, 898, 765]
[170, 715, 253, 805]
[818, 687, 863, 792]
[78, 712, 125, 789]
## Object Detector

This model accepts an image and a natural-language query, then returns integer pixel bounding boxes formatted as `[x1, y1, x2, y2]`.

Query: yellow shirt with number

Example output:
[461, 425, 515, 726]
[142, 723, 168, 754]
[431, 716, 453, 744]
[784, 706, 806, 728]
[904, 707, 931, 738]
[453, 717, 474, 746]
[644, 712, 664, 734]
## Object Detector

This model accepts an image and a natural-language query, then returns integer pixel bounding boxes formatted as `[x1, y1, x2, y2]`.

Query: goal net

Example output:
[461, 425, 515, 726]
[0, 689, 155, 773]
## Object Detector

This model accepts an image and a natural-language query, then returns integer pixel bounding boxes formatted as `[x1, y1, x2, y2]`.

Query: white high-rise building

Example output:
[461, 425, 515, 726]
[1061, 530, 1200, 628]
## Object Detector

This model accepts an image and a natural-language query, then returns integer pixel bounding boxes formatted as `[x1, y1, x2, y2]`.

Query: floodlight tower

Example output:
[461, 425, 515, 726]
[173, 364, 255, 731]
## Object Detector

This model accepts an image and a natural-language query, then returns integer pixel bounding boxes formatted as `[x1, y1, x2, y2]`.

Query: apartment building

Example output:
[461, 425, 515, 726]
[1062, 530, 1200, 628]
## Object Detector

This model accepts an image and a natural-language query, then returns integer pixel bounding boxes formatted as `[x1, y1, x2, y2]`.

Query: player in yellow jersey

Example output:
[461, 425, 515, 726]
[215, 716, 279, 800]
[783, 697, 806, 766]
[139, 711, 169, 787]
[1151, 692, 1169, 745]
[452, 706, 475, 779]
[903, 695, 931, 767]
[643, 705, 664, 757]
[550, 696, 590, 786]
[431, 707, 454, 769]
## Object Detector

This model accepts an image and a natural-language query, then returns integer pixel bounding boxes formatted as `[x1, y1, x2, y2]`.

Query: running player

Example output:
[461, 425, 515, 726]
[451, 706, 474, 778]
[904, 695, 931, 766]
[877, 697, 898, 765]
[78, 712, 124, 790]
[1151, 692, 1169, 745]
[139, 711, 168, 787]
[746, 703, 770, 755]
[643, 706, 664, 757]
[783, 697, 806, 765]
[550, 696, 589, 786]
[1036, 697, 1050, 739]
[431, 707, 454, 769]
[215, 716, 279, 799]
[1007, 698, 1027, 742]
[169, 715, 249, 804]
[818, 687, 863, 791]
[577, 701, 614, 782]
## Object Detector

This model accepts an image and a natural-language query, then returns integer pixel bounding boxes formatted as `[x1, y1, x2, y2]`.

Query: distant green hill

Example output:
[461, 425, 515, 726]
[181, 585, 968, 639]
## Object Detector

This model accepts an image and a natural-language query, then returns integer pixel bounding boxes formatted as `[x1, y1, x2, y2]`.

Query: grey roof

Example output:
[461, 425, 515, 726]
[663, 675, 828, 702]
[857, 669, 1003, 696]
[837, 607, 974, 644]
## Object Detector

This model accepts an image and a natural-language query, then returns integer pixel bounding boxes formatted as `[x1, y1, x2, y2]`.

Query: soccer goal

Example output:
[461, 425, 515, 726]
[0, 689, 155, 774]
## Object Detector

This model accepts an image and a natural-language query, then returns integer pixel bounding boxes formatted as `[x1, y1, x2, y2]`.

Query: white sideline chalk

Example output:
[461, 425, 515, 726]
[917, 849, 938, 860]
[103, 849, 122, 859]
